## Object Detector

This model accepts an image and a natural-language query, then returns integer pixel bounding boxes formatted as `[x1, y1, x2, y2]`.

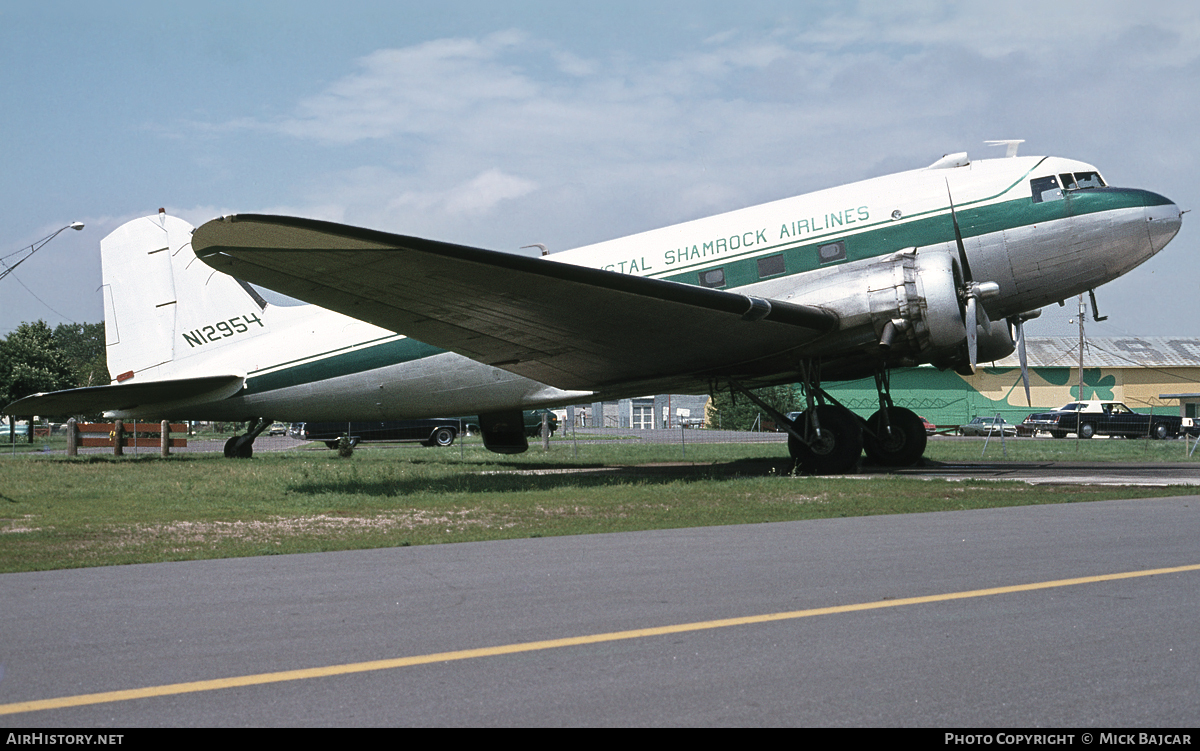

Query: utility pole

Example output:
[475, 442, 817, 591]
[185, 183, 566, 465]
[1076, 294, 1085, 448]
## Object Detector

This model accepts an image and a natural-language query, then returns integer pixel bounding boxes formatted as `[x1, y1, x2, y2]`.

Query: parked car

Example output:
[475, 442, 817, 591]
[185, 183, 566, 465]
[1181, 417, 1200, 438]
[524, 409, 558, 437]
[267, 422, 289, 436]
[1042, 400, 1182, 440]
[958, 416, 1017, 437]
[2, 422, 30, 439]
[296, 410, 556, 449]
[296, 419, 465, 448]
[920, 416, 936, 435]
[1016, 413, 1058, 437]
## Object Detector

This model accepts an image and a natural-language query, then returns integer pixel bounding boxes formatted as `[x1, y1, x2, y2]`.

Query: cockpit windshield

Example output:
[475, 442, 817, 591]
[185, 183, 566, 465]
[1031, 171, 1107, 202]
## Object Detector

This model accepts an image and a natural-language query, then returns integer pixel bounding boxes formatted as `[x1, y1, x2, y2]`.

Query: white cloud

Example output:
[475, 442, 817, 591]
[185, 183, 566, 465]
[275, 33, 540, 144]
[196, 8, 1199, 337]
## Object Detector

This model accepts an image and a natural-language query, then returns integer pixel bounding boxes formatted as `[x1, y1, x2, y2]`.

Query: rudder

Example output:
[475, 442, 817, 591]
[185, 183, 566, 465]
[101, 211, 268, 382]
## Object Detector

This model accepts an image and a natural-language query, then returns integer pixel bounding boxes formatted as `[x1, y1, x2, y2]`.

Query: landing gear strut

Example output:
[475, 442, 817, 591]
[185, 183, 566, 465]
[224, 417, 271, 459]
[862, 370, 927, 467]
[729, 362, 863, 475]
[787, 404, 863, 474]
[728, 361, 928, 474]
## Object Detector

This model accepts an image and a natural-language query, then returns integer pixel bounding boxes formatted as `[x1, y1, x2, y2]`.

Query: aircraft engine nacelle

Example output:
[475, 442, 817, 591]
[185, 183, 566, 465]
[852, 248, 1012, 372]
[891, 248, 1014, 370]
[856, 248, 970, 362]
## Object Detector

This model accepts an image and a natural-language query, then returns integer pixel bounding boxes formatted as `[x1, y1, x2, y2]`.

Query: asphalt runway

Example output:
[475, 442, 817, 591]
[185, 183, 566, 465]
[2, 492, 1198, 727]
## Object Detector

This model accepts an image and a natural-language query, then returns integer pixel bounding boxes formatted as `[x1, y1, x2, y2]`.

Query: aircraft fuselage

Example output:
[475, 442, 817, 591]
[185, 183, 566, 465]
[95, 154, 1182, 421]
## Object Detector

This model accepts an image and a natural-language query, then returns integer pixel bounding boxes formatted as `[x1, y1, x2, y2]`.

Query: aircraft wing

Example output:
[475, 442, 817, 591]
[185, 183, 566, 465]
[3, 375, 245, 417]
[192, 215, 839, 393]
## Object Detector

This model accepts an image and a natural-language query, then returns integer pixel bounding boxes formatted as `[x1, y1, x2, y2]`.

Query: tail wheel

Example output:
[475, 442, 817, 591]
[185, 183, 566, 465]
[863, 407, 927, 467]
[224, 436, 253, 458]
[787, 405, 863, 474]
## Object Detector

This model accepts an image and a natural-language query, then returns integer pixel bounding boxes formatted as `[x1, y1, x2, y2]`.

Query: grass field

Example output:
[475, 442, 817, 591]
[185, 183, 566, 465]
[1, 437, 1195, 573]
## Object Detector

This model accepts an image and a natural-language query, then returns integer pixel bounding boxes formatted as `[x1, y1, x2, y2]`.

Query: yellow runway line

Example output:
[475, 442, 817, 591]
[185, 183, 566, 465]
[4, 562, 1198, 716]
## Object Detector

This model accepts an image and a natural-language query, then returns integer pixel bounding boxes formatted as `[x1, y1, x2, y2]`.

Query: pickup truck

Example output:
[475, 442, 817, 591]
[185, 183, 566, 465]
[1043, 401, 1182, 440]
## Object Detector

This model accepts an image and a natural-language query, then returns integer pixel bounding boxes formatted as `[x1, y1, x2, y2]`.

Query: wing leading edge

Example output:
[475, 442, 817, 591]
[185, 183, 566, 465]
[192, 214, 838, 393]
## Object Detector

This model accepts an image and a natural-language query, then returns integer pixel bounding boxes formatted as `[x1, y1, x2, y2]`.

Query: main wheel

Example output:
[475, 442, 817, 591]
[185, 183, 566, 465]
[787, 405, 863, 474]
[863, 407, 927, 467]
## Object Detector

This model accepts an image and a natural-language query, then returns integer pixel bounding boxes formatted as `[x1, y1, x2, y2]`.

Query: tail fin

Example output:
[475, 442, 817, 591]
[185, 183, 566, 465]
[102, 212, 269, 382]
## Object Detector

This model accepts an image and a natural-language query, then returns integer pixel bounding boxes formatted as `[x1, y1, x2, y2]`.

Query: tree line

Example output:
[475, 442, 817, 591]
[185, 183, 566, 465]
[706, 383, 800, 431]
[0, 321, 106, 413]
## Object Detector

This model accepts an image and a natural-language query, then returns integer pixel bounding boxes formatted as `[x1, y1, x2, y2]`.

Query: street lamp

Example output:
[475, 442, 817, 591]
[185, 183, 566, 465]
[0, 222, 85, 282]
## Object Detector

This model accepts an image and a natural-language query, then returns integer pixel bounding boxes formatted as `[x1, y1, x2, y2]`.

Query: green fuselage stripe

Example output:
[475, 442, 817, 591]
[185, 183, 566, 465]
[658, 188, 1164, 287]
[243, 337, 447, 395]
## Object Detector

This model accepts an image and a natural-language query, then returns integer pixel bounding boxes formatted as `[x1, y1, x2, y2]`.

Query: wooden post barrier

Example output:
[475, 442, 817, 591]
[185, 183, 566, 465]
[76, 423, 188, 452]
[66, 418, 78, 457]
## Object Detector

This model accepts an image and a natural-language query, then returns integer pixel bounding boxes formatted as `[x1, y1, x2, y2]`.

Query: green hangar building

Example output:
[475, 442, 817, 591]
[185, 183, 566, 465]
[822, 337, 1200, 429]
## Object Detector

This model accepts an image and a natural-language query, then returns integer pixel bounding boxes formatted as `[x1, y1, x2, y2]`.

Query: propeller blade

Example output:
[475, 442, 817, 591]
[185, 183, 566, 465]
[1015, 318, 1031, 406]
[966, 295, 978, 371]
[946, 179, 972, 282]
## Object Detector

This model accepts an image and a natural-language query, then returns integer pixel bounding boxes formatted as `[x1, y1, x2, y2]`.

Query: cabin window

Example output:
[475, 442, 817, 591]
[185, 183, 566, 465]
[757, 254, 785, 278]
[1059, 173, 1077, 190]
[1030, 176, 1063, 203]
[817, 241, 846, 264]
[699, 268, 726, 288]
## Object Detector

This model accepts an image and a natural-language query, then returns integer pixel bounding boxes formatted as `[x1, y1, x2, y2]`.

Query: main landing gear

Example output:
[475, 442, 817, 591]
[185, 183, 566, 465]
[861, 370, 927, 468]
[223, 417, 271, 458]
[728, 364, 926, 475]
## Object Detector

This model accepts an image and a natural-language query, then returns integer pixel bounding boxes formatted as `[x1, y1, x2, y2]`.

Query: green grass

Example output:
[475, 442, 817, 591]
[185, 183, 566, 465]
[0, 439, 1194, 574]
[925, 434, 1200, 463]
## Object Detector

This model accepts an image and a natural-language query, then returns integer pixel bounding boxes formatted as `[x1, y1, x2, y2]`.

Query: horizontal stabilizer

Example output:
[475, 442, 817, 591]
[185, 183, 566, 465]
[3, 375, 245, 418]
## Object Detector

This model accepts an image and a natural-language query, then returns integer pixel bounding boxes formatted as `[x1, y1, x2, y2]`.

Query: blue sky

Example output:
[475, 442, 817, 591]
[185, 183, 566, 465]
[2, 0, 1197, 340]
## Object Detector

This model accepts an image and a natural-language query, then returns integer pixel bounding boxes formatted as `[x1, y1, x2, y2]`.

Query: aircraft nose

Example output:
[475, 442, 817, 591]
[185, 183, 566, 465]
[1144, 193, 1183, 254]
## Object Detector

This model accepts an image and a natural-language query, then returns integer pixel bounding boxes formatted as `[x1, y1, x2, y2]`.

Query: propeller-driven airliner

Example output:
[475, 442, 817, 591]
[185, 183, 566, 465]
[4, 144, 1182, 473]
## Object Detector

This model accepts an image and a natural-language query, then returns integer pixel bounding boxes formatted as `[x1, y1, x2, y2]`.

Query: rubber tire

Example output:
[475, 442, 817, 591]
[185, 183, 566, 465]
[224, 435, 253, 458]
[1079, 423, 1095, 439]
[863, 407, 927, 467]
[431, 427, 456, 447]
[1150, 423, 1168, 440]
[787, 405, 863, 474]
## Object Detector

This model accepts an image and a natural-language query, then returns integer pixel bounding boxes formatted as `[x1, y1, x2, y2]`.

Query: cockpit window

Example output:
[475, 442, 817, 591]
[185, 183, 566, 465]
[1074, 171, 1105, 189]
[1030, 176, 1063, 203]
[1044, 171, 1107, 199]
